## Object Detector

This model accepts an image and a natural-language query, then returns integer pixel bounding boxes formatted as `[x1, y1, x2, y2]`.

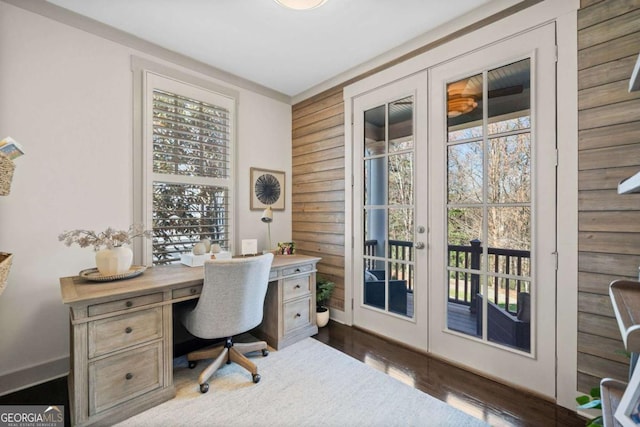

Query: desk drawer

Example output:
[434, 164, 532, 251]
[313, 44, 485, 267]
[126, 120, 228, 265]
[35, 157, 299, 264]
[283, 275, 311, 301]
[283, 296, 312, 334]
[88, 307, 163, 358]
[88, 293, 163, 317]
[172, 285, 202, 299]
[282, 263, 313, 277]
[89, 342, 163, 415]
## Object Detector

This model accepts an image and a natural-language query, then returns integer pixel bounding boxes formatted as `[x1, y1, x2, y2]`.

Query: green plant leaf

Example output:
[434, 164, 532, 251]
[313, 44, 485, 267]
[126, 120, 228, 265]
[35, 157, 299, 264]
[586, 415, 603, 427]
[576, 395, 591, 405]
[614, 349, 632, 359]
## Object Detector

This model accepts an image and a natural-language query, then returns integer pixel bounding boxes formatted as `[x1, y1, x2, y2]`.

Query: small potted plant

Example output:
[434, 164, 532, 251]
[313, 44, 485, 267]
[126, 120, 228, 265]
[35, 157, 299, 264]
[316, 276, 335, 328]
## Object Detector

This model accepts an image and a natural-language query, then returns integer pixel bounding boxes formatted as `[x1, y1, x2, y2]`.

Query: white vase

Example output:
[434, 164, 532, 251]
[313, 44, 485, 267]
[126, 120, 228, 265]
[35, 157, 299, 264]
[95, 246, 133, 276]
[193, 243, 207, 255]
[316, 307, 330, 327]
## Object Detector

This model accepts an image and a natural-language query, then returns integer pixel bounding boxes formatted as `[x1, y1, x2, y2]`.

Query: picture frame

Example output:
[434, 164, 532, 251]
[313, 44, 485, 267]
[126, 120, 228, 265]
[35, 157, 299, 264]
[615, 364, 640, 426]
[250, 167, 285, 210]
[277, 241, 296, 255]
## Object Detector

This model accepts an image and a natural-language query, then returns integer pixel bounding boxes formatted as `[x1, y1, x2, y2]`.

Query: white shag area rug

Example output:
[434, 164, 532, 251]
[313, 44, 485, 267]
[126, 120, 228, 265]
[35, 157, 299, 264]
[117, 338, 488, 427]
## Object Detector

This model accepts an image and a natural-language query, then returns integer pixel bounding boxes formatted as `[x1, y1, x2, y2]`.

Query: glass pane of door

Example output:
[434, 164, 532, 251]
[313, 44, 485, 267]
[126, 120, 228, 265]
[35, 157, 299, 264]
[363, 96, 414, 318]
[445, 59, 532, 353]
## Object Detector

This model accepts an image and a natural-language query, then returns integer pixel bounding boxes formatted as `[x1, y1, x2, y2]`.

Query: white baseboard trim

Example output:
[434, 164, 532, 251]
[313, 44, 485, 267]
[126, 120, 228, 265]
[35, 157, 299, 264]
[0, 357, 69, 397]
[329, 308, 348, 325]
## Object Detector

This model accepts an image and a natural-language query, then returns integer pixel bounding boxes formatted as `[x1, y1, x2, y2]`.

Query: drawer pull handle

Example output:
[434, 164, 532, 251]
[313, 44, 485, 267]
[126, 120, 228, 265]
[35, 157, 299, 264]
[294, 284, 301, 289]
[125, 373, 133, 380]
[295, 313, 301, 318]
[125, 301, 133, 308]
[125, 327, 133, 334]
[295, 268, 300, 273]
[191, 288, 197, 294]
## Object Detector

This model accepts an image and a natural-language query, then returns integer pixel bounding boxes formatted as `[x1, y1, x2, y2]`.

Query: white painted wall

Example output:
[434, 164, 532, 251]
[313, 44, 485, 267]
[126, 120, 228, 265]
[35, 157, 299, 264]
[0, 2, 291, 392]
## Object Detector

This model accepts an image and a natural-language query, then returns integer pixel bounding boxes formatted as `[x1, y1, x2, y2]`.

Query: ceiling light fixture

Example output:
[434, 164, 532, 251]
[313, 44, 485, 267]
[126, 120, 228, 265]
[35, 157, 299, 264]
[447, 96, 477, 118]
[447, 81, 477, 118]
[273, 0, 328, 10]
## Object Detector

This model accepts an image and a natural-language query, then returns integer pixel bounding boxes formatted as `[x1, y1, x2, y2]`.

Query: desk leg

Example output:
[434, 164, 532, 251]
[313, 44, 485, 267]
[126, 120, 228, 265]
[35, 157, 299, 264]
[163, 303, 174, 388]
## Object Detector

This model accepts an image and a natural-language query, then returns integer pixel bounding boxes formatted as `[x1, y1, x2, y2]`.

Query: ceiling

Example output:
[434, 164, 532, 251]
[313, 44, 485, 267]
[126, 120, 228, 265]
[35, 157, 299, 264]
[45, 0, 499, 98]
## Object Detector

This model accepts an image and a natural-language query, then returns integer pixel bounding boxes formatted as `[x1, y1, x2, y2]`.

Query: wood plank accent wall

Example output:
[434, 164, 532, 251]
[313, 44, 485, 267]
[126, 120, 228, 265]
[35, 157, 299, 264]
[292, 88, 346, 310]
[577, 0, 640, 392]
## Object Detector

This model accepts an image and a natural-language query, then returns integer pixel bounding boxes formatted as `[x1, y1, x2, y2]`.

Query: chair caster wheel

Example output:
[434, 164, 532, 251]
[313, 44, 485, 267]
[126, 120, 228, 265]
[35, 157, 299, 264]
[262, 349, 269, 357]
[199, 383, 209, 393]
[188, 361, 197, 369]
[252, 374, 261, 383]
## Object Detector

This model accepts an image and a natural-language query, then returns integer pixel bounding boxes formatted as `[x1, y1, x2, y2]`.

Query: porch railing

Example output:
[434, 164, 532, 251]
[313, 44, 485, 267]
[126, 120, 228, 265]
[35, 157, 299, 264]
[364, 238, 531, 315]
[449, 239, 530, 315]
[364, 239, 414, 290]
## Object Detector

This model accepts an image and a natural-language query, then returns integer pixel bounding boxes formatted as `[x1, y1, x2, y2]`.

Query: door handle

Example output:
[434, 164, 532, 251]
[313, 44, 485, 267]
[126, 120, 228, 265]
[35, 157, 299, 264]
[415, 242, 425, 250]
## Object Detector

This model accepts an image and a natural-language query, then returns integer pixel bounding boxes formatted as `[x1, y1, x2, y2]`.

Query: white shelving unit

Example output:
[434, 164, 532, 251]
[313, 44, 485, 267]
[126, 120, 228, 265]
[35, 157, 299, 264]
[630, 52, 640, 92]
[610, 280, 640, 353]
[603, 280, 640, 427]
[618, 171, 640, 194]
[601, 378, 627, 427]
[618, 53, 640, 193]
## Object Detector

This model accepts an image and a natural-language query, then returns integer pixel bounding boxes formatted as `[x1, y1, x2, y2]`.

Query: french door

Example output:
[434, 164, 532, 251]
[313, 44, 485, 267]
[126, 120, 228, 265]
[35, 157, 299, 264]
[351, 23, 557, 397]
[428, 23, 557, 397]
[352, 72, 428, 350]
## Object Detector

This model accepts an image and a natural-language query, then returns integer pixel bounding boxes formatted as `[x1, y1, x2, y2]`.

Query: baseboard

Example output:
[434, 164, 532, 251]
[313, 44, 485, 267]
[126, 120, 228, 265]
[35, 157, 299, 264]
[0, 357, 69, 396]
[329, 308, 347, 325]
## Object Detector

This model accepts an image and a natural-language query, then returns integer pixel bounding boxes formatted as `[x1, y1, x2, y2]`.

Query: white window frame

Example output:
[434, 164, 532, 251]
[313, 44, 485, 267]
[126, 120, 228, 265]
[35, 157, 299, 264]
[132, 57, 238, 265]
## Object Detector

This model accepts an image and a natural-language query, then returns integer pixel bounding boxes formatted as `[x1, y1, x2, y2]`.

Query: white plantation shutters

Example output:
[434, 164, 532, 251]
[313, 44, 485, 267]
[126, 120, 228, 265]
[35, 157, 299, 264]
[152, 89, 230, 178]
[145, 73, 235, 265]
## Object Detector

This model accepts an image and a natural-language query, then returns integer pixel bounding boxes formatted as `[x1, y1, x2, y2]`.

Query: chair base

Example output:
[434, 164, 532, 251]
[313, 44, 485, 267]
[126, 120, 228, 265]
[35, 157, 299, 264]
[186, 337, 268, 393]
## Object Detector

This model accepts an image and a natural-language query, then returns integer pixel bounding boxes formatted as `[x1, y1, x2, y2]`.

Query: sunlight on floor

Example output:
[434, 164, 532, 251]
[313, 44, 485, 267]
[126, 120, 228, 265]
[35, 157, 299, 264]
[446, 393, 514, 427]
[387, 366, 415, 387]
[363, 354, 386, 372]
[363, 354, 415, 387]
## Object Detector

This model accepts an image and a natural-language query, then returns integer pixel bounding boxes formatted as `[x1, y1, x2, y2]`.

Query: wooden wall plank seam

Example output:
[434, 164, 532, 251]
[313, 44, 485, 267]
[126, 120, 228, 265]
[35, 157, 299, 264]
[292, 85, 346, 312]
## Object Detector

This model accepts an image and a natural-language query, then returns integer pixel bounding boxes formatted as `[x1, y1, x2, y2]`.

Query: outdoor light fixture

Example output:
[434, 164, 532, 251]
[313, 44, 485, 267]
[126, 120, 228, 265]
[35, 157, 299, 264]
[273, 0, 328, 10]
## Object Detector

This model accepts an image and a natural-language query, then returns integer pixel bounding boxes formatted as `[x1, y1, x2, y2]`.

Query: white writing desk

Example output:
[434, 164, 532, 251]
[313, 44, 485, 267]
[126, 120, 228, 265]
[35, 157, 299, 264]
[60, 254, 320, 426]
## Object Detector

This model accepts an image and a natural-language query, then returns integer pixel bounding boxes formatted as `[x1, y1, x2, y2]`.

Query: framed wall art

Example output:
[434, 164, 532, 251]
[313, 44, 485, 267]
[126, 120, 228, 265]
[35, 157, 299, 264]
[250, 167, 285, 210]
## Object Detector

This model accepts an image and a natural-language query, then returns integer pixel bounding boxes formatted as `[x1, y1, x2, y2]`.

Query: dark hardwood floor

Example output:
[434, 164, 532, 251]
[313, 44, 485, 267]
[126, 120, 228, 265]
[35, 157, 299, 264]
[0, 321, 585, 427]
[315, 321, 586, 427]
[0, 375, 70, 426]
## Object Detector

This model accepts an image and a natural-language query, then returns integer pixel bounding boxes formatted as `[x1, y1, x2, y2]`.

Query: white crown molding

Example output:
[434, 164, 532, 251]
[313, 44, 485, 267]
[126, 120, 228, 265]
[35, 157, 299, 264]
[1, 0, 292, 104]
[292, 0, 534, 104]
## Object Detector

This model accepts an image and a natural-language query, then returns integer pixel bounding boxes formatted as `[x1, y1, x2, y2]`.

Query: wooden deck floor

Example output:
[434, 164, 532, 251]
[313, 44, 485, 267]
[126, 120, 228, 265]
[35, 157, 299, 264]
[447, 301, 479, 336]
[407, 294, 478, 337]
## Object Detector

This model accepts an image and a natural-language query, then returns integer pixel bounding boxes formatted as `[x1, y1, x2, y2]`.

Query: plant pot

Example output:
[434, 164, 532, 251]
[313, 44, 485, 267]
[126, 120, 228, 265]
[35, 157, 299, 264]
[316, 306, 330, 327]
[95, 246, 133, 276]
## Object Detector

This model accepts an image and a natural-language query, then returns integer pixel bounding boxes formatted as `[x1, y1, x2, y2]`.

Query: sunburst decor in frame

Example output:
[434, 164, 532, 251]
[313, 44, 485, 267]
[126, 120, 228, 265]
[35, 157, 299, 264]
[250, 167, 285, 210]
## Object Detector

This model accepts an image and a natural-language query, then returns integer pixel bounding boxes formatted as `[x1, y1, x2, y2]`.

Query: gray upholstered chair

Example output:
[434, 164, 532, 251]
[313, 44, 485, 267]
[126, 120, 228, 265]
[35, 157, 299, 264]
[178, 253, 274, 393]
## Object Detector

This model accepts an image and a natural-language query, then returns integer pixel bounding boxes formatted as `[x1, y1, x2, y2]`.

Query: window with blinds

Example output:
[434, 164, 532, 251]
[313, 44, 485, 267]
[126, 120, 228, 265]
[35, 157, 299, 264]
[150, 86, 233, 265]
